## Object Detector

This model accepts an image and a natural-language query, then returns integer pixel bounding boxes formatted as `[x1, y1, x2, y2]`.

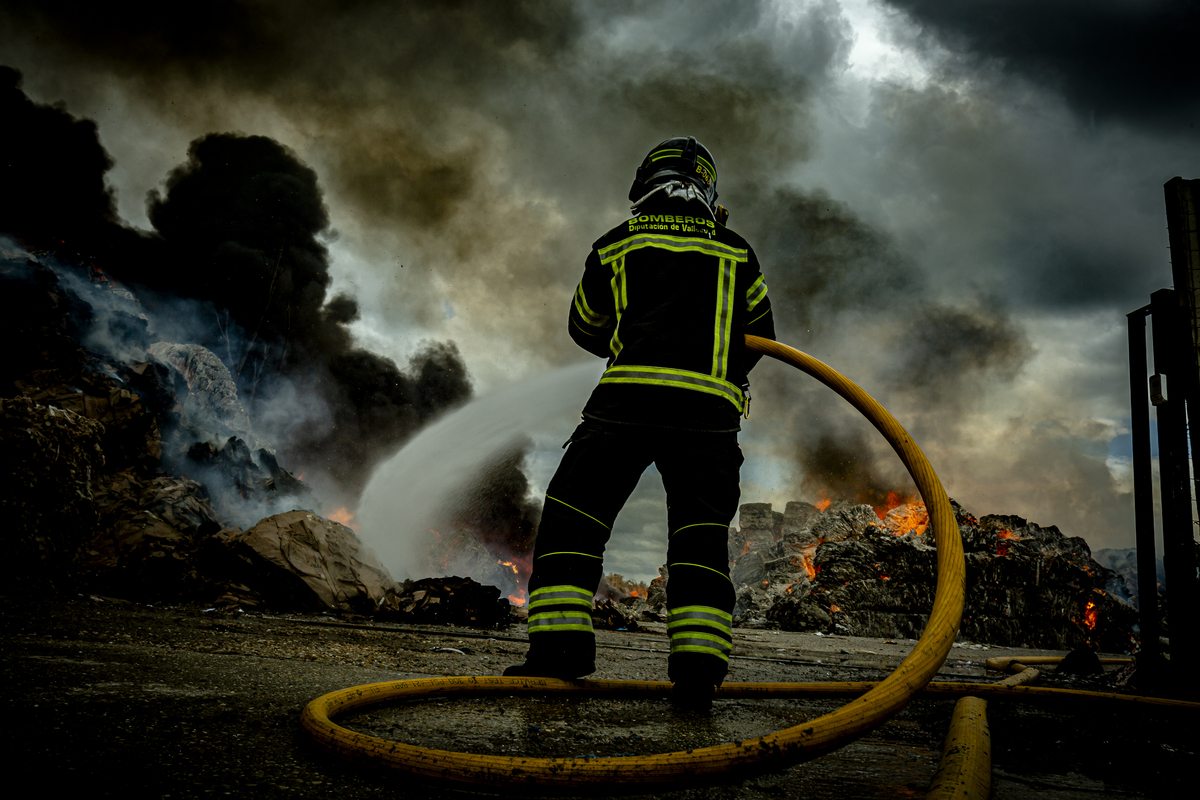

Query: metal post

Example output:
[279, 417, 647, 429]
[1150, 289, 1200, 686]
[1127, 306, 1159, 656]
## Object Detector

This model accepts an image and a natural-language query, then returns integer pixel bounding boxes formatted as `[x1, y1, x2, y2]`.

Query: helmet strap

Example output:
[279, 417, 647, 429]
[630, 180, 718, 221]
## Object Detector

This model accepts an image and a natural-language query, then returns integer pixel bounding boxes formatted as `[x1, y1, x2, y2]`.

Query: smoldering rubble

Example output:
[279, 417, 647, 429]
[677, 498, 1140, 653]
[0, 248, 533, 630]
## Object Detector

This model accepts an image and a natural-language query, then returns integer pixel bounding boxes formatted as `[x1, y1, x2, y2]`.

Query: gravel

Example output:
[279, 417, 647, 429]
[1, 594, 1189, 799]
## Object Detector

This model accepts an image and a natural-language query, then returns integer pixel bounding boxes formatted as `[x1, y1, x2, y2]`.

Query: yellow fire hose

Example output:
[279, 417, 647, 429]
[925, 697, 991, 800]
[985, 655, 1132, 673]
[301, 336, 968, 790]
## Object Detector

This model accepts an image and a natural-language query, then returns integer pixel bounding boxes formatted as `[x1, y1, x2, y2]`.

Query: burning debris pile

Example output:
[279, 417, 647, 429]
[379, 576, 516, 629]
[0, 248, 525, 630]
[720, 499, 1140, 651]
[0, 243, 416, 617]
[424, 529, 525, 603]
[185, 436, 318, 527]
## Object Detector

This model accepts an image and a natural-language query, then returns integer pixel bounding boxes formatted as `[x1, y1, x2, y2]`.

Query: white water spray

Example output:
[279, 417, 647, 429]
[357, 361, 603, 580]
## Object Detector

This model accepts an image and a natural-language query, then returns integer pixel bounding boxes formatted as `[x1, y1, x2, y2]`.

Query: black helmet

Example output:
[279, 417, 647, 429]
[628, 136, 719, 209]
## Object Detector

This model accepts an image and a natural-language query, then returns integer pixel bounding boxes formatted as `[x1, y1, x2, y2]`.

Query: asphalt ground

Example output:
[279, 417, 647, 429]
[1, 594, 1190, 798]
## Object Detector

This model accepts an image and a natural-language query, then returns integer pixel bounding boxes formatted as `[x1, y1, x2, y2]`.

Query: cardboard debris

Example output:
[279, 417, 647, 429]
[380, 576, 516, 629]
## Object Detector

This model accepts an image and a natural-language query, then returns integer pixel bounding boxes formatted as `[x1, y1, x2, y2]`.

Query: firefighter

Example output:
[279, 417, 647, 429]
[505, 137, 775, 708]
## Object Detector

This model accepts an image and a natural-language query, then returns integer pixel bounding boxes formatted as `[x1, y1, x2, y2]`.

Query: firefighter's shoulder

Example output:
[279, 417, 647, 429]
[709, 218, 752, 247]
[591, 213, 752, 251]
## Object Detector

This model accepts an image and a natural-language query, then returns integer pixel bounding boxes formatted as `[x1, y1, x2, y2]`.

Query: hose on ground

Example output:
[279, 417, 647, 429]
[301, 336, 967, 791]
[925, 697, 991, 800]
[985, 655, 1132, 673]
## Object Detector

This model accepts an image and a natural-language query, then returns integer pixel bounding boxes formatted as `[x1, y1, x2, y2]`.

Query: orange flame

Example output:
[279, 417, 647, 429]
[1083, 599, 1098, 630]
[830, 603, 841, 613]
[873, 491, 917, 519]
[495, 554, 534, 607]
[815, 497, 832, 512]
[882, 502, 929, 536]
[794, 543, 822, 580]
[327, 506, 361, 533]
[630, 589, 641, 598]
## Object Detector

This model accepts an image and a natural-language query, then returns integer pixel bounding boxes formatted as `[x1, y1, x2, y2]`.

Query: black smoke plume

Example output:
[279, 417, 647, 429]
[0, 67, 472, 502]
[0, 66, 120, 251]
[125, 130, 478, 496]
[447, 439, 543, 560]
[799, 430, 900, 511]
[741, 187, 917, 335]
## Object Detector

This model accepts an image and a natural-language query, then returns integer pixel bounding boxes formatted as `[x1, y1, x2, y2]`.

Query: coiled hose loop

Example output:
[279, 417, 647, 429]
[301, 336, 966, 791]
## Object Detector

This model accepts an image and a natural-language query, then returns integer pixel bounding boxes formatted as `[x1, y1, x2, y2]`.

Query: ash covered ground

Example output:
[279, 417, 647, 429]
[1, 594, 1191, 800]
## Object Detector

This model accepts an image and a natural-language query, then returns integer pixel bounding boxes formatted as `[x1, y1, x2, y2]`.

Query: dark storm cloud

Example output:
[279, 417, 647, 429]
[0, 1, 581, 86]
[883, 0, 1200, 130]
[862, 76, 1184, 316]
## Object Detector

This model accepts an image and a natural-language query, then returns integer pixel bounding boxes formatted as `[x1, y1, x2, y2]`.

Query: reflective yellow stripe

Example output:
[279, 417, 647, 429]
[529, 602, 594, 634]
[609, 255, 626, 359]
[530, 597, 592, 610]
[712, 258, 735, 380]
[530, 585, 592, 599]
[598, 234, 748, 265]
[574, 283, 609, 327]
[671, 644, 731, 662]
[571, 318, 601, 337]
[537, 550, 603, 560]
[545, 495, 610, 530]
[670, 631, 733, 651]
[668, 617, 731, 633]
[648, 149, 717, 177]
[529, 586, 593, 610]
[748, 306, 772, 326]
[669, 562, 734, 585]
[746, 275, 768, 312]
[530, 611, 593, 624]
[669, 605, 734, 623]
[529, 624, 594, 634]
[671, 522, 729, 537]
[599, 365, 744, 410]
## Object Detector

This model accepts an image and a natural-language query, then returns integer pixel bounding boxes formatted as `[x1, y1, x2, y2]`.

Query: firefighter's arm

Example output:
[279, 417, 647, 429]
[568, 251, 616, 358]
[743, 254, 775, 373]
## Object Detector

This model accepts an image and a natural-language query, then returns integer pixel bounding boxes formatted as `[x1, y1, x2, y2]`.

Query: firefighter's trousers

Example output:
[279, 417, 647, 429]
[525, 419, 742, 685]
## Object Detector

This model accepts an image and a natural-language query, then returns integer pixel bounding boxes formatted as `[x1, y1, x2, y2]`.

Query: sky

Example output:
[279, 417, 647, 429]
[3, 0, 1197, 581]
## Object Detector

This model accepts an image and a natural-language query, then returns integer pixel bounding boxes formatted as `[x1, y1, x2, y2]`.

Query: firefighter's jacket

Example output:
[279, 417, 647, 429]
[569, 197, 775, 431]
